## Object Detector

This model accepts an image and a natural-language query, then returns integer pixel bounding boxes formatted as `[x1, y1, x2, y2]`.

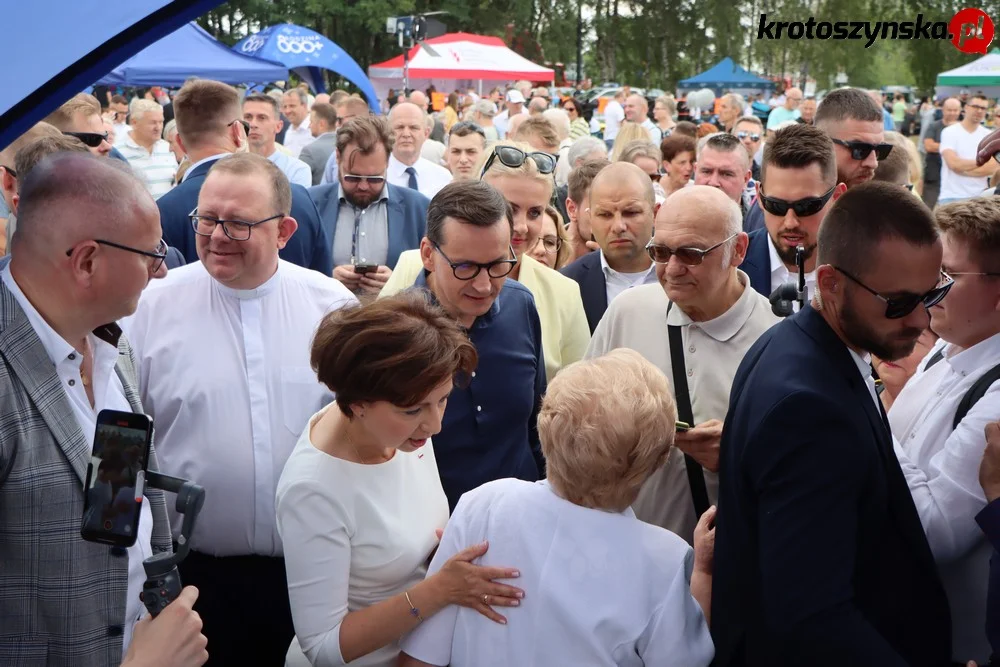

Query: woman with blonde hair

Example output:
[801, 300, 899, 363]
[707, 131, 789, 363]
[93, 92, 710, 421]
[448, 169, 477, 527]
[381, 141, 591, 380]
[609, 121, 651, 160]
[526, 205, 572, 270]
[398, 349, 716, 667]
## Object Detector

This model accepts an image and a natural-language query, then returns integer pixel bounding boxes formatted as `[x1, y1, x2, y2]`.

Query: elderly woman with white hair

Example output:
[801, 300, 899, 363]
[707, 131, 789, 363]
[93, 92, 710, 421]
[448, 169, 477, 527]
[398, 348, 716, 667]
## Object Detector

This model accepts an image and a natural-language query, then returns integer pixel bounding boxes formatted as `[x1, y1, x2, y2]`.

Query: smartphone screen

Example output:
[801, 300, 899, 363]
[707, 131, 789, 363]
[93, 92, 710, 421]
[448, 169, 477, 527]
[80, 410, 152, 547]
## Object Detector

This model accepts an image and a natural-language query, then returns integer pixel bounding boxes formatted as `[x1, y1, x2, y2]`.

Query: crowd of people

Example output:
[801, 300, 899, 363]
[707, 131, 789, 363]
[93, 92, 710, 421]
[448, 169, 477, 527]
[1, 71, 1000, 667]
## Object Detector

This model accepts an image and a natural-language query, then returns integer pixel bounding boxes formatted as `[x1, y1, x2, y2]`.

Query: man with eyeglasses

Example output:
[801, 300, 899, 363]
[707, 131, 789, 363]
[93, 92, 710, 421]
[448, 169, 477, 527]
[884, 197, 1000, 664]
[740, 125, 846, 302]
[0, 151, 208, 667]
[242, 93, 312, 188]
[399, 179, 545, 511]
[310, 116, 429, 298]
[445, 121, 487, 181]
[586, 185, 776, 544]
[814, 88, 889, 190]
[939, 94, 996, 205]
[43, 92, 114, 158]
[319, 96, 369, 186]
[712, 180, 953, 667]
[156, 80, 332, 276]
[127, 153, 356, 667]
[733, 116, 764, 182]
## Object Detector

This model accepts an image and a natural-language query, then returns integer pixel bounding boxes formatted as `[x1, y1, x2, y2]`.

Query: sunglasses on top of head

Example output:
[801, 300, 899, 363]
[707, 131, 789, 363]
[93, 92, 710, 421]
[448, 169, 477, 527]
[758, 186, 836, 218]
[834, 266, 954, 319]
[63, 131, 108, 148]
[831, 138, 893, 161]
[480, 145, 557, 179]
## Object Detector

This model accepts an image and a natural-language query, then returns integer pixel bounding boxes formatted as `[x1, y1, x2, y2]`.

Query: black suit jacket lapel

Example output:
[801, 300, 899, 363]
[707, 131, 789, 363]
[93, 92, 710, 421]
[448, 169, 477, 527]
[579, 255, 608, 333]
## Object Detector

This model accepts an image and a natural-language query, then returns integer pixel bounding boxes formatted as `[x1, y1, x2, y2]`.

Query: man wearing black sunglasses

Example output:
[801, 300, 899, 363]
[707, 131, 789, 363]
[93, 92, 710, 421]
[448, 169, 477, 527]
[740, 124, 845, 302]
[42, 93, 113, 158]
[815, 88, 888, 189]
[713, 180, 952, 667]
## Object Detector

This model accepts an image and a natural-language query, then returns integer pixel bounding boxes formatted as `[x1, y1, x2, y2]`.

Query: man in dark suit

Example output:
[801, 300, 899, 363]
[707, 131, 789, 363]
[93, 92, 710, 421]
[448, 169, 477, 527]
[979, 422, 1000, 665]
[712, 180, 953, 667]
[560, 162, 655, 333]
[310, 115, 428, 299]
[156, 80, 332, 275]
[298, 102, 339, 186]
[740, 124, 846, 301]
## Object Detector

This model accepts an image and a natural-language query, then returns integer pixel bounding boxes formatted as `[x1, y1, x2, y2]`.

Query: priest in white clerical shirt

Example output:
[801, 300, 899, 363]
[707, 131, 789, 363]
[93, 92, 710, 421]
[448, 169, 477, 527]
[125, 153, 358, 667]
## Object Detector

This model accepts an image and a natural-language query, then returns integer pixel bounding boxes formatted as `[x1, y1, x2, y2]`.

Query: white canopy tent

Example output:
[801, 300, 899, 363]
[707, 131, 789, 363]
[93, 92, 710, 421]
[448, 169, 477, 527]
[368, 32, 554, 99]
[935, 49, 1000, 99]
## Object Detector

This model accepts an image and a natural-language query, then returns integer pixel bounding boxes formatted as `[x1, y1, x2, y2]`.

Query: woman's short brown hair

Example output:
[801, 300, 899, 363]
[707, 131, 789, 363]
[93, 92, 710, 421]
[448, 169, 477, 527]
[660, 134, 697, 163]
[539, 349, 677, 512]
[311, 291, 478, 416]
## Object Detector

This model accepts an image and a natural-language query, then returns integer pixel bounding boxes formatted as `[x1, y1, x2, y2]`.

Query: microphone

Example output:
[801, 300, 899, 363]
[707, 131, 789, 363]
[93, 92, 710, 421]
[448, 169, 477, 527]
[769, 245, 807, 317]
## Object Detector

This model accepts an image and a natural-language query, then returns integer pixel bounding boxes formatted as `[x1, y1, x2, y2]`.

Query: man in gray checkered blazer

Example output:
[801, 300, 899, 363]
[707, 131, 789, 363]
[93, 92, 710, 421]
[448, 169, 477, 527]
[0, 151, 194, 666]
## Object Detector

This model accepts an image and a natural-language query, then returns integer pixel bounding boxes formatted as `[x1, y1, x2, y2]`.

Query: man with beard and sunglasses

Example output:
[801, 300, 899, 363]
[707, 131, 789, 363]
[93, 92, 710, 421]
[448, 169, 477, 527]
[814, 88, 891, 190]
[585, 185, 777, 544]
[740, 125, 846, 303]
[712, 180, 953, 667]
[310, 116, 429, 299]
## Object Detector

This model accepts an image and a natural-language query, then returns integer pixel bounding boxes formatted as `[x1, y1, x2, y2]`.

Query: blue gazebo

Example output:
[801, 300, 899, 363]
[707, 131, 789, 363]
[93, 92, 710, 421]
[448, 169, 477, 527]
[678, 58, 776, 97]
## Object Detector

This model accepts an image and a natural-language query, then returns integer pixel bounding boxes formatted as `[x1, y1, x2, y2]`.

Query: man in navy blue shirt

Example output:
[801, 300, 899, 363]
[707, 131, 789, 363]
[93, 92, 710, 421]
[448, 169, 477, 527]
[409, 180, 546, 510]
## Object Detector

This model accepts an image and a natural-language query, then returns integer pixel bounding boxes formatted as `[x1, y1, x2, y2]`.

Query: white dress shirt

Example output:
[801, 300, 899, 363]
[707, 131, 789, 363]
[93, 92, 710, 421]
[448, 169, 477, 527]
[267, 149, 313, 188]
[126, 261, 357, 556]
[400, 479, 715, 667]
[599, 250, 658, 305]
[890, 333, 1000, 662]
[585, 273, 779, 541]
[278, 406, 449, 667]
[767, 233, 817, 302]
[181, 152, 231, 183]
[387, 154, 452, 200]
[283, 117, 314, 158]
[2, 266, 153, 654]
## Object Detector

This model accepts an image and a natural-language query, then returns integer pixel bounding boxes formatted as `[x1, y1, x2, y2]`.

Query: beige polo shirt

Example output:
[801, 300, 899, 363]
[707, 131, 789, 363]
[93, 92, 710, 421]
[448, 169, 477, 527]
[585, 270, 779, 543]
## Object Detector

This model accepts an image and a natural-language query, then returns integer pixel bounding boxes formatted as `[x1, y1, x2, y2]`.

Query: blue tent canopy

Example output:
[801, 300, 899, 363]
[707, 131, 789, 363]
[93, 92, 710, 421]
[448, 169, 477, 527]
[678, 57, 776, 93]
[98, 22, 288, 87]
[234, 24, 379, 111]
[1, 0, 226, 150]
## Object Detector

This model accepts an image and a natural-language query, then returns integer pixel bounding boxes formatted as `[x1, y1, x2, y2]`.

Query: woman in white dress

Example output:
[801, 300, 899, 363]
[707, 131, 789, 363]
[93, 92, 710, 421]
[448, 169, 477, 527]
[399, 349, 717, 667]
[277, 292, 525, 667]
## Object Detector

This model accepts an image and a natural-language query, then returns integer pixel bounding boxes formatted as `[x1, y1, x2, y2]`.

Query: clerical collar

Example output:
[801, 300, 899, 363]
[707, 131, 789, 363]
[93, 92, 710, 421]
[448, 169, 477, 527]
[212, 262, 282, 300]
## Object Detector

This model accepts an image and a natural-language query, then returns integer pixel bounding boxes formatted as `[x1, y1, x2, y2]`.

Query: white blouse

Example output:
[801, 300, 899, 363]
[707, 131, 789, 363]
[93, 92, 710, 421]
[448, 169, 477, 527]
[400, 478, 715, 666]
[277, 406, 450, 667]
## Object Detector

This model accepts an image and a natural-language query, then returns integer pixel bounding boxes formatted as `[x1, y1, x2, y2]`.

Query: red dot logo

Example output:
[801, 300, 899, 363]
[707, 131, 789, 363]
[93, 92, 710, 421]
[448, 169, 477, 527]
[951, 8, 995, 54]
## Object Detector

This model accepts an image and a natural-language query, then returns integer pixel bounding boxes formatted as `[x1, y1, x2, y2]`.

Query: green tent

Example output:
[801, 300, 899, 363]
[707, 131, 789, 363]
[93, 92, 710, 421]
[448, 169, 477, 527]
[937, 48, 1000, 87]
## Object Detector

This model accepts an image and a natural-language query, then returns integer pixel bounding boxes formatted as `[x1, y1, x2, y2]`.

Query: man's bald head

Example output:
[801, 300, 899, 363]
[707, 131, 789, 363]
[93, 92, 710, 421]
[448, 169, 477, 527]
[14, 152, 154, 255]
[589, 161, 656, 209]
[389, 101, 425, 124]
[656, 185, 741, 238]
[408, 90, 429, 110]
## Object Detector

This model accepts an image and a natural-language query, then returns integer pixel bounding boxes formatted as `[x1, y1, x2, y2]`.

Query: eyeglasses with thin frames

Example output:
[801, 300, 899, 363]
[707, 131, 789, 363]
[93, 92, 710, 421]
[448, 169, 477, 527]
[533, 236, 562, 254]
[834, 266, 953, 319]
[645, 233, 738, 266]
[190, 208, 284, 241]
[433, 243, 518, 280]
[65, 239, 168, 273]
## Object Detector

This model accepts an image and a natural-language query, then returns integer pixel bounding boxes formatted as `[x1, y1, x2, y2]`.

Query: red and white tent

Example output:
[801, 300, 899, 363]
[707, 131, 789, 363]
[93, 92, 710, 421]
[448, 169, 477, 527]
[368, 32, 553, 98]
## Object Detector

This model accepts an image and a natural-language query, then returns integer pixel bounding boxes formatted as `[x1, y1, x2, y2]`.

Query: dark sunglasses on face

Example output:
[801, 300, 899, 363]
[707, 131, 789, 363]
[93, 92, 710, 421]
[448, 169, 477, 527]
[831, 138, 893, 161]
[835, 266, 953, 319]
[759, 186, 836, 218]
[645, 232, 738, 266]
[736, 131, 761, 142]
[480, 145, 557, 179]
[63, 131, 108, 148]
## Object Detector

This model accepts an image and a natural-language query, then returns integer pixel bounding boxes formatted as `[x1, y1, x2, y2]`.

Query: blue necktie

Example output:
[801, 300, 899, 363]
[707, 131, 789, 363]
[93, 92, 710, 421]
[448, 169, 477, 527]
[405, 166, 418, 191]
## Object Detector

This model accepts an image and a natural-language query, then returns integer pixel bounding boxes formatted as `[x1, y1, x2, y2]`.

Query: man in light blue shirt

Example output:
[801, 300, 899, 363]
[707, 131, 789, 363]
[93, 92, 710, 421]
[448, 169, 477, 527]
[766, 87, 802, 132]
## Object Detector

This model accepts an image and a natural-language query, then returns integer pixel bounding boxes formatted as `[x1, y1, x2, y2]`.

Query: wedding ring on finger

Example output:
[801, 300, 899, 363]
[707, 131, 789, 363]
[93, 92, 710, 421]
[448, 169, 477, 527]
[483, 594, 489, 605]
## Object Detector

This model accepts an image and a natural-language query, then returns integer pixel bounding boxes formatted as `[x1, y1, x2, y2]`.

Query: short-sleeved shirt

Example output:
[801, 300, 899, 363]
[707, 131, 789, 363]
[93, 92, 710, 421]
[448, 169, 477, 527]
[940, 122, 992, 200]
[115, 134, 178, 199]
[400, 478, 715, 667]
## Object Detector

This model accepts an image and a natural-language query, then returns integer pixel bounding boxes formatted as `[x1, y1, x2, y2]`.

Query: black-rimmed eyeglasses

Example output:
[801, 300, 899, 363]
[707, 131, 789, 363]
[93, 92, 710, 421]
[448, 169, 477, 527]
[645, 233, 738, 266]
[480, 146, 557, 180]
[433, 243, 517, 280]
[65, 239, 168, 273]
[1, 165, 15, 179]
[190, 209, 284, 241]
[63, 131, 109, 148]
[834, 266, 953, 319]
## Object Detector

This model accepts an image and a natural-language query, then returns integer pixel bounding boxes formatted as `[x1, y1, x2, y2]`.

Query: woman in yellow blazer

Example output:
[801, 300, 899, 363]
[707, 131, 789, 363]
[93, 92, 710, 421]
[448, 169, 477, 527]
[380, 141, 591, 381]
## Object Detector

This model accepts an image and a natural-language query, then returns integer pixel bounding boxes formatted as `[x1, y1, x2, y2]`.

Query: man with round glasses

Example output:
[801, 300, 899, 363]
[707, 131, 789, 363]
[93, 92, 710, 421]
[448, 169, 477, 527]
[587, 185, 776, 544]
[740, 124, 846, 304]
[712, 180, 952, 667]
[408, 180, 546, 510]
[310, 116, 429, 298]
[938, 94, 996, 205]
[127, 153, 356, 666]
